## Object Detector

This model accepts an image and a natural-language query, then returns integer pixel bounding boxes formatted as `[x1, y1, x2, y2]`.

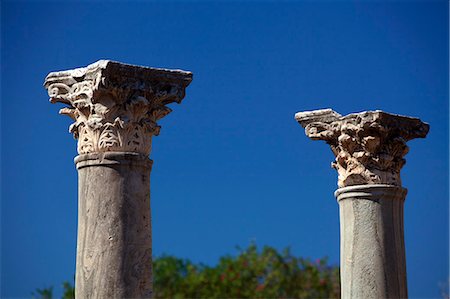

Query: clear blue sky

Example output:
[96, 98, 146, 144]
[1, 1, 448, 298]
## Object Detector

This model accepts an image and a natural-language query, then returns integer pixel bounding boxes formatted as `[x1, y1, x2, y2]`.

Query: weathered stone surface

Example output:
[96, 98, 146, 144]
[75, 153, 152, 298]
[295, 109, 429, 299]
[44, 60, 193, 155]
[295, 109, 429, 187]
[335, 185, 407, 299]
[45, 61, 192, 298]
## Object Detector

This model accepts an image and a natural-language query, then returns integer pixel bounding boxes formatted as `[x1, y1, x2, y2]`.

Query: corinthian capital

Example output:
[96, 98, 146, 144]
[44, 60, 192, 155]
[295, 109, 429, 187]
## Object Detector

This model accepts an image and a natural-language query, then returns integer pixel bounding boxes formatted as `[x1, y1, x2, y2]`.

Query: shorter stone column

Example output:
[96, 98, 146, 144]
[295, 109, 429, 299]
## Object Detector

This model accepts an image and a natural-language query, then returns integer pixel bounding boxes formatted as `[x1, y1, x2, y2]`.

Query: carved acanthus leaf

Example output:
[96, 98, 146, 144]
[44, 60, 192, 155]
[295, 109, 429, 187]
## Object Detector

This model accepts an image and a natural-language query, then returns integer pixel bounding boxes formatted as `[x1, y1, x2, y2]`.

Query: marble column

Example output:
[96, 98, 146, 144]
[295, 109, 429, 299]
[44, 60, 192, 298]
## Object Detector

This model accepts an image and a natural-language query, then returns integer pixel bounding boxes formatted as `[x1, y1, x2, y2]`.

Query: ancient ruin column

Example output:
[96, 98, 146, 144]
[44, 60, 192, 298]
[295, 109, 429, 299]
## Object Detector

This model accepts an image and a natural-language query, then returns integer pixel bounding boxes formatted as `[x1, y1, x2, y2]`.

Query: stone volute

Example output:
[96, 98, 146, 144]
[295, 109, 429, 188]
[295, 108, 429, 299]
[45, 60, 192, 299]
[45, 59, 192, 156]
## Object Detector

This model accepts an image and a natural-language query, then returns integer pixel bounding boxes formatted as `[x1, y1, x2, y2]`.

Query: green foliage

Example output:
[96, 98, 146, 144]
[154, 244, 340, 299]
[61, 281, 75, 299]
[34, 244, 340, 299]
[33, 281, 74, 299]
[32, 287, 53, 299]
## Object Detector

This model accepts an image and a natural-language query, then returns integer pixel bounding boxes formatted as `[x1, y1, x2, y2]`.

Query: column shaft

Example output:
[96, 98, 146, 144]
[335, 185, 407, 299]
[75, 152, 153, 298]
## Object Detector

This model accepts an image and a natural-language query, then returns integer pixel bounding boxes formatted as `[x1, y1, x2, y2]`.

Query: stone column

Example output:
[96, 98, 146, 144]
[44, 60, 192, 298]
[295, 109, 429, 299]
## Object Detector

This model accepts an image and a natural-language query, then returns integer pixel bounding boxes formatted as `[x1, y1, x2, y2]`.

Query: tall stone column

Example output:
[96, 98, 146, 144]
[295, 109, 429, 299]
[44, 60, 192, 298]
